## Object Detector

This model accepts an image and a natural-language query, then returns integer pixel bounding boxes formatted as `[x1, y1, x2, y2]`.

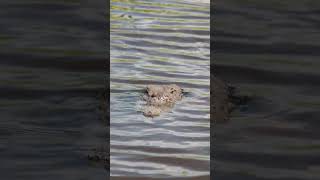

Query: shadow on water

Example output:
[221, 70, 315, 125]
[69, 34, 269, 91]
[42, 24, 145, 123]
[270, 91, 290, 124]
[0, 0, 108, 180]
[213, 0, 320, 179]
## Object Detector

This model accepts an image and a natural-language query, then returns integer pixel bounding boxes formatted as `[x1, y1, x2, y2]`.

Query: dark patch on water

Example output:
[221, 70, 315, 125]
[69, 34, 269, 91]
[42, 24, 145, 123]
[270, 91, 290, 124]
[213, 0, 320, 179]
[0, 0, 108, 179]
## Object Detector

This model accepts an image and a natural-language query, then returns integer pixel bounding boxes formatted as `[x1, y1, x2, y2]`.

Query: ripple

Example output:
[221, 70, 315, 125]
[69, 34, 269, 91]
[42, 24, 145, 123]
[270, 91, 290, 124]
[111, 0, 210, 178]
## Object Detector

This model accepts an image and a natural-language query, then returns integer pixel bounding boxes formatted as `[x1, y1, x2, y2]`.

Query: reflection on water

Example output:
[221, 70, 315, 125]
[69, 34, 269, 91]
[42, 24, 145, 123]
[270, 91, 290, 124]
[214, 0, 320, 179]
[110, 0, 210, 179]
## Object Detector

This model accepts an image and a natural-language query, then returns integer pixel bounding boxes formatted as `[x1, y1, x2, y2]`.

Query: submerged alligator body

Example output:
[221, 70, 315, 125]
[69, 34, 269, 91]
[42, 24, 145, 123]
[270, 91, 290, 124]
[212, 76, 251, 123]
[211, 76, 232, 123]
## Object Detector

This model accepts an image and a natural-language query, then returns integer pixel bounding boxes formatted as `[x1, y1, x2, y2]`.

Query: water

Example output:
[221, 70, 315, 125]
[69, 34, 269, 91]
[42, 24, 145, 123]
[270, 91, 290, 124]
[214, 1, 320, 179]
[0, 0, 107, 179]
[2, 0, 320, 179]
[110, 0, 210, 179]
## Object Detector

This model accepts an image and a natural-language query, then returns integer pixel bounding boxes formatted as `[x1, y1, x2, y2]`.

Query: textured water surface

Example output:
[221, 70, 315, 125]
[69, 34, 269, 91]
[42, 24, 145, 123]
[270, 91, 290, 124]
[0, 0, 107, 179]
[110, 0, 210, 179]
[214, 0, 320, 179]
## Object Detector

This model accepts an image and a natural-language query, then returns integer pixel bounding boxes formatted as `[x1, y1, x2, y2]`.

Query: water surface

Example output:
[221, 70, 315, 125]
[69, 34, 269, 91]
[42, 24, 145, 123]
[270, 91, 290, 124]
[214, 1, 320, 179]
[110, 0, 210, 179]
[0, 0, 107, 179]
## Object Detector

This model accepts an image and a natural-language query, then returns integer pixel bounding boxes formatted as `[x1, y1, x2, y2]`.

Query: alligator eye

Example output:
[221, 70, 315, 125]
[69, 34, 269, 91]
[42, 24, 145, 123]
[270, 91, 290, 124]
[151, 95, 155, 97]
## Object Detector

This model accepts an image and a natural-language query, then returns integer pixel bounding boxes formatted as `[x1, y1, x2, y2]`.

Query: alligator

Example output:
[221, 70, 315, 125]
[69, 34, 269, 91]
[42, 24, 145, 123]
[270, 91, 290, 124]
[141, 84, 183, 117]
[140, 77, 247, 119]
[88, 77, 249, 168]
